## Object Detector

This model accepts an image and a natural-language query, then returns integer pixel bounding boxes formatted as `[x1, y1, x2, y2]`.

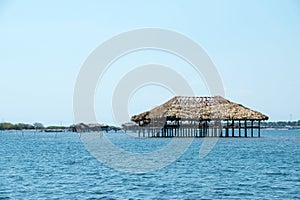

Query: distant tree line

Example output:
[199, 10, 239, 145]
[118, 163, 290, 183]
[261, 120, 300, 128]
[0, 123, 34, 130]
[0, 122, 69, 130]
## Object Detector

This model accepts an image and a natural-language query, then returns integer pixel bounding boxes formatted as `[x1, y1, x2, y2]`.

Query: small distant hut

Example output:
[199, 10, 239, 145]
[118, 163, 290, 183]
[130, 96, 268, 137]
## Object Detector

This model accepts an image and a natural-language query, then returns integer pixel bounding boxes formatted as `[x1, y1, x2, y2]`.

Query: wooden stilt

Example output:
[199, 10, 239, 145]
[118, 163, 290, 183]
[232, 120, 234, 137]
[251, 120, 254, 137]
[239, 120, 241, 137]
[225, 120, 229, 137]
[258, 120, 261, 137]
[244, 120, 247, 137]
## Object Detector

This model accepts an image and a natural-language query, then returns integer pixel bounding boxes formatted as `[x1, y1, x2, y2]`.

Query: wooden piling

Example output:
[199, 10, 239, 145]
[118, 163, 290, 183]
[232, 120, 234, 137]
[238, 120, 241, 137]
[258, 120, 261, 137]
[244, 120, 247, 137]
[251, 120, 254, 137]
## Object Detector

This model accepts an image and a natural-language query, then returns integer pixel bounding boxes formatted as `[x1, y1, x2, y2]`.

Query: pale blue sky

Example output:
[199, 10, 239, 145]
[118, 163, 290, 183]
[0, 0, 300, 125]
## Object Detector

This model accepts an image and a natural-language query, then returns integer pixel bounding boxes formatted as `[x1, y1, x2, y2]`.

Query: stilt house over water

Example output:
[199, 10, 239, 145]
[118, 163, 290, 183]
[130, 96, 268, 138]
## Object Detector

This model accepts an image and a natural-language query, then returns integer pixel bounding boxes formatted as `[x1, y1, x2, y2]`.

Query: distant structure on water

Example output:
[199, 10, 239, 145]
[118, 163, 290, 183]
[129, 96, 268, 138]
[71, 123, 121, 133]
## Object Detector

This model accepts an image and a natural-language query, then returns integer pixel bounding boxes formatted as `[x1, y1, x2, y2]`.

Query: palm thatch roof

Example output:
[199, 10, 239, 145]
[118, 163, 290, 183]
[131, 96, 268, 123]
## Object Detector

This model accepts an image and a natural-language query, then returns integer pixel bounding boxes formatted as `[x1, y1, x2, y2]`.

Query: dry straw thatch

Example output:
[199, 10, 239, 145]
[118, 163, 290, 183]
[131, 96, 268, 123]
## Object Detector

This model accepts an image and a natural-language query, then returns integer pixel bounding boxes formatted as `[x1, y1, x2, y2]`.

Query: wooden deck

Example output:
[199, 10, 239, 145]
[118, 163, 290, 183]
[128, 120, 262, 138]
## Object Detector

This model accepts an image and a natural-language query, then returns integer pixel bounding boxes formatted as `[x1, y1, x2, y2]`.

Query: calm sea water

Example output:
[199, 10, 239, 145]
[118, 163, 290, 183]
[0, 130, 299, 199]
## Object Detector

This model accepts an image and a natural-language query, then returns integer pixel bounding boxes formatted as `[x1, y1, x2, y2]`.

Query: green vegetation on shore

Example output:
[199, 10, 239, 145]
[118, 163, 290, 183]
[0, 123, 34, 130]
[261, 120, 300, 129]
[0, 122, 69, 130]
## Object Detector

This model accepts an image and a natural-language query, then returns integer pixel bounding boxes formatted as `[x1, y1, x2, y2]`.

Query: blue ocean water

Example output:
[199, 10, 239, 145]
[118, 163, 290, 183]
[0, 130, 299, 199]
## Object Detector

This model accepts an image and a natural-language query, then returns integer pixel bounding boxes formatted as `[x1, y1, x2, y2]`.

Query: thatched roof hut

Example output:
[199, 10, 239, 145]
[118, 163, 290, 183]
[130, 96, 268, 138]
[131, 96, 268, 124]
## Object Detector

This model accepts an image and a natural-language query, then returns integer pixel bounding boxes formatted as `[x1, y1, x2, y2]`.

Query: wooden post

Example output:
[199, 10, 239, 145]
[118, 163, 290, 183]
[244, 120, 247, 137]
[232, 120, 234, 137]
[251, 120, 254, 137]
[238, 120, 241, 137]
[200, 123, 203, 137]
[258, 120, 261, 137]
[225, 120, 229, 137]
[138, 128, 141, 137]
[215, 126, 217, 137]
[205, 121, 208, 137]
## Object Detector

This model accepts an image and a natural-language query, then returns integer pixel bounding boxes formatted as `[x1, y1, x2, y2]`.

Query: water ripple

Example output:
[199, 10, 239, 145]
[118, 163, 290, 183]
[0, 130, 299, 199]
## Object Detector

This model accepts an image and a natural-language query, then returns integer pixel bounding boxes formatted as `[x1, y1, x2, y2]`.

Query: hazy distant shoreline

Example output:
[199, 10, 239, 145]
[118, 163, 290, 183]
[1, 121, 300, 131]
